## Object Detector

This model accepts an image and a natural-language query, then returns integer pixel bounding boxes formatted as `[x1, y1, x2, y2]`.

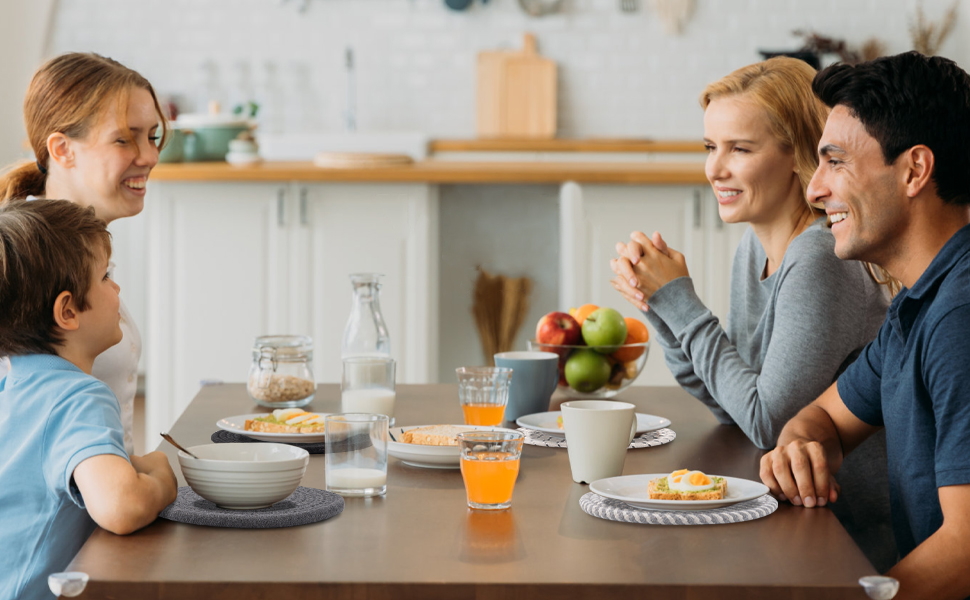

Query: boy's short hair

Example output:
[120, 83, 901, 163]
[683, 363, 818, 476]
[0, 199, 112, 356]
[813, 51, 970, 206]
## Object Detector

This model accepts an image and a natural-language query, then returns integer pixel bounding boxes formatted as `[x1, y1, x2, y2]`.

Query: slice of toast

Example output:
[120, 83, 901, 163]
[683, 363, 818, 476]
[647, 476, 727, 500]
[399, 425, 475, 446]
[244, 418, 325, 434]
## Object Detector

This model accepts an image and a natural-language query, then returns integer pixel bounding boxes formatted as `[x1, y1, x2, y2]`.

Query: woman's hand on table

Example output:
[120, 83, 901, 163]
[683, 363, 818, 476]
[610, 231, 690, 312]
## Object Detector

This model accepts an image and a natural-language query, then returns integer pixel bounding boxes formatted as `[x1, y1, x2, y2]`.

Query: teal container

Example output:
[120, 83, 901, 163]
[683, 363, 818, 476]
[158, 129, 185, 163]
[168, 115, 251, 162]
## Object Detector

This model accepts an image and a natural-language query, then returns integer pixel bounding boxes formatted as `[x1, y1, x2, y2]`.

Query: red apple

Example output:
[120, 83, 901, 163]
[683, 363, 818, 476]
[535, 311, 582, 346]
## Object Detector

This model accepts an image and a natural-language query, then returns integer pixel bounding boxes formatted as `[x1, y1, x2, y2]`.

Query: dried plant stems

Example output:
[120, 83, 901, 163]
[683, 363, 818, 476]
[472, 267, 533, 366]
[910, 0, 959, 56]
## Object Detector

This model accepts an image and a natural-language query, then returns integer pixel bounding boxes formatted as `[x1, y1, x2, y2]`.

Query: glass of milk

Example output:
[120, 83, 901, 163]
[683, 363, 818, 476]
[325, 413, 388, 497]
[341, 356, 396, 419]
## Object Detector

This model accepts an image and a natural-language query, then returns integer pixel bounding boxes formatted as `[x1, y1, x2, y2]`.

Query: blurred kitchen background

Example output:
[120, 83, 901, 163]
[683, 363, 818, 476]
[3, 0, 967, 159]
[1, 0, 966, 452]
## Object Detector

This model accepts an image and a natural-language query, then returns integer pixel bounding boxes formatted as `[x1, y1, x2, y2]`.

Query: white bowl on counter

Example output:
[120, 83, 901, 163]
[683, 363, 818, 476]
[178, 443, 309, 509]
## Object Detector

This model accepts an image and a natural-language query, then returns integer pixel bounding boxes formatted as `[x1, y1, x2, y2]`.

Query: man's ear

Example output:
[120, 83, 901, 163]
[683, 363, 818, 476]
[902, 145, 936, 198]
[53, 291, 81, 332]
[47, 132, 75, 170]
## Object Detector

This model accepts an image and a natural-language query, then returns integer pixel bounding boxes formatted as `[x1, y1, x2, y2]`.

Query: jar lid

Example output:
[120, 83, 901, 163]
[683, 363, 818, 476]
[253, 335, 313, 357]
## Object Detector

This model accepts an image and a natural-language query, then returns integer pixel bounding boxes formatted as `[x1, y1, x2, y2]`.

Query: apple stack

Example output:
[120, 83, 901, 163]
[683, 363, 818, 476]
[534, 305, 649, 395]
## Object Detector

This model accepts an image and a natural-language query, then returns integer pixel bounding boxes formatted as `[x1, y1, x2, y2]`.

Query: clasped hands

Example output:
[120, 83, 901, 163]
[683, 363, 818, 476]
[610, 231, 690, 312]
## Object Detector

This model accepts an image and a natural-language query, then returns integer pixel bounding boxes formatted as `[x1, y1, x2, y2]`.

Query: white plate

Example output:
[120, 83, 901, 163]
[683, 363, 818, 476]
[589, 473, 770, 511]
[388, 425, 519, 469]
[516, 411, 671, 437]
[216, 413, 331, 443]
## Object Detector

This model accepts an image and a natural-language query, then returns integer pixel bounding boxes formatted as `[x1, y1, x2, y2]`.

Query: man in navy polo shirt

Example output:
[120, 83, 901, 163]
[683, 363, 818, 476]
[760, 52, 970, 599]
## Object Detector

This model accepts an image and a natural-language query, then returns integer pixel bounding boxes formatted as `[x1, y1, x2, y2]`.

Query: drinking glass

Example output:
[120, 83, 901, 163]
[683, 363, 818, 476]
[457, 430, 524, 510]
[456, 367, 512, 426]
[325, 413, 388, 497]
[341, 356, 396, 419]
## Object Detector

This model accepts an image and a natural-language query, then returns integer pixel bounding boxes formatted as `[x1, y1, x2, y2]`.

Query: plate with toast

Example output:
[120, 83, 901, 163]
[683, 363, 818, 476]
[589, 473, 770, 511]
[217, 411, 332, 443]
[388, 424, 519, 469]
[516, 411, 671, 437]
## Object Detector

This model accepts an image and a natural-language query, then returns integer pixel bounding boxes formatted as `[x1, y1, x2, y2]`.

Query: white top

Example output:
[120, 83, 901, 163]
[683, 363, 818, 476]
[92, 291, 141, 455]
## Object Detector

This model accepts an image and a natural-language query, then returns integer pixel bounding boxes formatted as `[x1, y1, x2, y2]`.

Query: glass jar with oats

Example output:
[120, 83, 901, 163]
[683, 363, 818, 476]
[248, 335, 316, 408]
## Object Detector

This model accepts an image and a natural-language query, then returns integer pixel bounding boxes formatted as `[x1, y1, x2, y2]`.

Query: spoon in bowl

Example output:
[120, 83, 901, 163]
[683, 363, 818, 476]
[160, 432, 199, 459]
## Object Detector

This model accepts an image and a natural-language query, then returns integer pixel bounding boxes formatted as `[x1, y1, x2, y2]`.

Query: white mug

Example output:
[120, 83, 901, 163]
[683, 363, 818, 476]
[561, 400, 636, 484]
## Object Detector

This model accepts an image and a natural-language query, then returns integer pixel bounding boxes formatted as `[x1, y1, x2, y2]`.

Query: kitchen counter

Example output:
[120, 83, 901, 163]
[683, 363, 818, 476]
[68, 383, 875, 600]
[151, 160, 708, 184]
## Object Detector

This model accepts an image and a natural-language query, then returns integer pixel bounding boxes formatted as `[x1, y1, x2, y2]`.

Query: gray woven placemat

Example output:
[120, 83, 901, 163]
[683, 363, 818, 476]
[579, 491, 777, 525]
[211, 430, 326, 454]
[159, 486, 343, 528]
[519, 427, 676, 449]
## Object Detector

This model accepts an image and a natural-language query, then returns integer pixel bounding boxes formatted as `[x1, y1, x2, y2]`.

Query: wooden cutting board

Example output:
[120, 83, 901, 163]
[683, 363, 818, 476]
[477, 33, 557, 139]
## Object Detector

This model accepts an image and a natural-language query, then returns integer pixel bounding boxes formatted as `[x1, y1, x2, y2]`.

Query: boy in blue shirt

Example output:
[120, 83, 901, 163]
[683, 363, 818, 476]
[760, 53, 970, 599]
[0, 199, 177, 600]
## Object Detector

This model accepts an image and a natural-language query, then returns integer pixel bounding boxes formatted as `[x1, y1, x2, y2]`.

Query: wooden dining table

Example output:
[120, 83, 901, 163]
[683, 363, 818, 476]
[67, 383, 876, 599]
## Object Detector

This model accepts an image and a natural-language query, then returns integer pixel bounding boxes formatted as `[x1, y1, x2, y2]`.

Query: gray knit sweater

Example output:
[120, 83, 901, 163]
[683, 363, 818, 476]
[644, 218, 897, 570]
[645, 219, 887, 448]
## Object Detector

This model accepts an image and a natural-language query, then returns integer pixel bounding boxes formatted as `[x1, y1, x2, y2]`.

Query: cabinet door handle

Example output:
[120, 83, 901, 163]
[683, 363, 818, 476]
[693, 189, 702, 230]
[276, 189, 286, 227]
[299, 188, 308, 226]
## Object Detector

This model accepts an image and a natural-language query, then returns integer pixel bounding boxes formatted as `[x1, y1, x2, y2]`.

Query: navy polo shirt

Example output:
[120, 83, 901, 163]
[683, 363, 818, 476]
[838, 223, 970, 558]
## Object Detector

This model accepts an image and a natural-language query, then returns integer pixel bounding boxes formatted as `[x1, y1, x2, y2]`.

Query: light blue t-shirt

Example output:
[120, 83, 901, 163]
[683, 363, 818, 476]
[0, 354, 127, 600]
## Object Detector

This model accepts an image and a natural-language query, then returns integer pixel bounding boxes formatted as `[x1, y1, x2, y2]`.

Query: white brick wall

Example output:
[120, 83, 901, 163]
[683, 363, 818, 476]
[48, 0, 968, 138]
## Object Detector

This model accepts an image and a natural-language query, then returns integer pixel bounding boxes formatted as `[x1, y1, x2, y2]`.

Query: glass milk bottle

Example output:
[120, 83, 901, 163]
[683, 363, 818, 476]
[341, 273, 391, 359]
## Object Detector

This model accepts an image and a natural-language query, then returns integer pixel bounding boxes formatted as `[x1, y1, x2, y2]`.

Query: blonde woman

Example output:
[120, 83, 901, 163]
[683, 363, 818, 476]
[611, 57, 896, 570]
[0, 53, 167, 454]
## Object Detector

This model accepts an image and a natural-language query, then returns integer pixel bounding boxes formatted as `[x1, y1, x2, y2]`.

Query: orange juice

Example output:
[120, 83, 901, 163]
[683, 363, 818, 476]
[460, 452, 520, 508]
[462, 403, 506, 426]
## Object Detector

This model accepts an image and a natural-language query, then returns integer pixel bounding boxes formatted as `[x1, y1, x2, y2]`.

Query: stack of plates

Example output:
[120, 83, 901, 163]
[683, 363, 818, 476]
[313, 152, 414, 168]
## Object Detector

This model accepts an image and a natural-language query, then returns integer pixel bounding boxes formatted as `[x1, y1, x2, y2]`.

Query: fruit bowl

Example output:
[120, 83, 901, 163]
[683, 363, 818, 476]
[527, 339, 649, 399]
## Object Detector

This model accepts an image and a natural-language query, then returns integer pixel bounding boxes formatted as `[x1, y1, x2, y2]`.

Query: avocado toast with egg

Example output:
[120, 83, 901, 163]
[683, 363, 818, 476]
[648, 470, 727, 500]
[245, 408, 326, 434]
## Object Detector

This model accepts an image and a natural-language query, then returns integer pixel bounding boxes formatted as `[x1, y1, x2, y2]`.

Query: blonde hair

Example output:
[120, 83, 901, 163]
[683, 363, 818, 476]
[700, 57, 829, 208]
[0, 52, 168, 202]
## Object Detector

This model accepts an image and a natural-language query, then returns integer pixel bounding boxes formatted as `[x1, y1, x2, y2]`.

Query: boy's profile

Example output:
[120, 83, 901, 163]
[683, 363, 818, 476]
[0, 199, 177, 600]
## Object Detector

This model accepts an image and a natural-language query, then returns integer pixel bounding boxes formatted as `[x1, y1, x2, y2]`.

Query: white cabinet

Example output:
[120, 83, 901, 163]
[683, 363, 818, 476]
[144, 181, 436, 437]
[559, 183, 746, 387]
[299, 183, 439, 385]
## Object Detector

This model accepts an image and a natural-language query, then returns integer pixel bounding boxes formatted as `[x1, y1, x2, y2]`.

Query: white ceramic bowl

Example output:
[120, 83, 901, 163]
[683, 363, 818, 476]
[178, 443, 309, 509]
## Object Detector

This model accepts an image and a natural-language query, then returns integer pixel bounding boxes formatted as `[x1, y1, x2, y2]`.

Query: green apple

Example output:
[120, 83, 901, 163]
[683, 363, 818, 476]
[581, 307, 628, 353]
[564, 349, 612, 393]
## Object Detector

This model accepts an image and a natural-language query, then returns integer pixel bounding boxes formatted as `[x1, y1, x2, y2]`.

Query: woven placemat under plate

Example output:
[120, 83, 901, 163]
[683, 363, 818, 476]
[160, 486, 343, 528]
[211, 430, 326, 454]
[579, 491, 777, 525]
[519, 427, 676, 449]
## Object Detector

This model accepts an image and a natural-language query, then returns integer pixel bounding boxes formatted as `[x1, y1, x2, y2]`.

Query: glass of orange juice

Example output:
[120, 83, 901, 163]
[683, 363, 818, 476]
[456, 367, 513, 426]
[457, 430, 524, 510]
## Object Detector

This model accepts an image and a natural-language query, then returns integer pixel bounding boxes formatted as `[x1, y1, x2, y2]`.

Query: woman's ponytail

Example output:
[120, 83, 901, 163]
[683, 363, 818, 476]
[0, 161, 47, 204]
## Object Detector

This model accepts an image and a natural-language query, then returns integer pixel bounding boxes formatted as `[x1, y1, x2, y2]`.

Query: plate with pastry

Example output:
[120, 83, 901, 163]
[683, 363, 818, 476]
[387, 424, 518, 469]
[217, 408, 331, 443]
[516, 411, 670, 437]
[588, 470, 770, 511]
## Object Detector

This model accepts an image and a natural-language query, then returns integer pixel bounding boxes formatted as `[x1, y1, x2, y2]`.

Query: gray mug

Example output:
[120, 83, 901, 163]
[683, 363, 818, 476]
[494, 351, 559, 423]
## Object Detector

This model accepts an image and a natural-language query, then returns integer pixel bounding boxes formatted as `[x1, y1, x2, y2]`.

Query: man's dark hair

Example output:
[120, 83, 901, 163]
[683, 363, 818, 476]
[813, 51, 970, 205]
[0, 199, 111, 356]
